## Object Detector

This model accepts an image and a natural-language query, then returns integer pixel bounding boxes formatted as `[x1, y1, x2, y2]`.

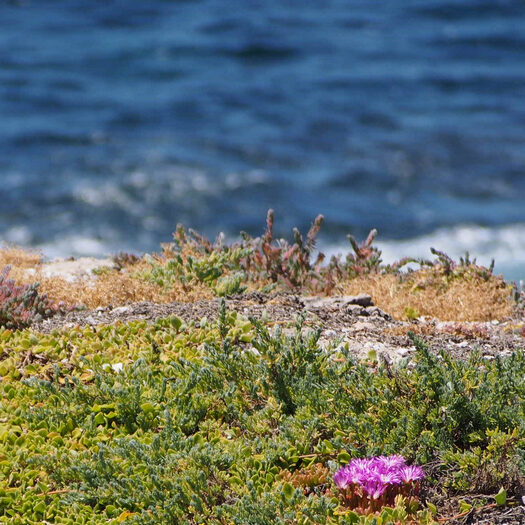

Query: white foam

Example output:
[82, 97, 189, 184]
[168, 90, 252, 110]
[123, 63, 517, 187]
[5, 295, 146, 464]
[3, 225, 33, 245]
[75, 182, 138, 214]
[36, 236, 113, 259]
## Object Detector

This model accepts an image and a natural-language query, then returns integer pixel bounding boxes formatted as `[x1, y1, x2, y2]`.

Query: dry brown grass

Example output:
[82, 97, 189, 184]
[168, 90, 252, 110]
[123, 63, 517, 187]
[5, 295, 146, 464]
[37, 269, 214, 308]
[0, 246, 213, 308]
[0, 245, 43, 282]
[0, 245, 42, 268]
[342, 270, 514, 322]
[40, 268, 514, 319]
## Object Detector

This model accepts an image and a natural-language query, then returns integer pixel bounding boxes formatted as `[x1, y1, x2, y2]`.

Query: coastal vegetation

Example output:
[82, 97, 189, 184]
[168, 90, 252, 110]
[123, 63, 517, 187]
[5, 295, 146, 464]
[0, 212, 524, 524]
[0, 210, 516, 321]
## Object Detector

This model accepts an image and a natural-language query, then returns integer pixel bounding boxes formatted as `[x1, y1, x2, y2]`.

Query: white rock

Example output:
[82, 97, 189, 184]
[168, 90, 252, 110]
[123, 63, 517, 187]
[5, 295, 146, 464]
[102, 363, 124, 373]
[112, 363, 124, 373]
[112, 306, 131, 315]
[351, 321, 375, 332]
[37, 257, 114, 282]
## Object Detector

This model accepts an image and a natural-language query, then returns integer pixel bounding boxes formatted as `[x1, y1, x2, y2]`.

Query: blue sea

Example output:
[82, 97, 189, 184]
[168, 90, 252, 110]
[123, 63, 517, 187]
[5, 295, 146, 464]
[1, 1, 525, 281]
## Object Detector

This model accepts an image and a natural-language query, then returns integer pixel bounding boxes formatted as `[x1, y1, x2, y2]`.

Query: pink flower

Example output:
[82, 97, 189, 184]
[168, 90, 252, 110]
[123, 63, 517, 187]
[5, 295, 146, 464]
[399, 464, 425, 483]
[375, 454, 406, 470]
[334, 467, 351, 489]
[334, 454, 424, 501]
[378, 469, 402, 485]
[362, 478, 387, 499]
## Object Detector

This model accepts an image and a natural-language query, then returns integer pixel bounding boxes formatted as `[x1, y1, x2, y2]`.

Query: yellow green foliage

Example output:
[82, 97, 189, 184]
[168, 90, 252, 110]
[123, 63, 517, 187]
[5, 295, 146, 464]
[0, 306, 524, 523]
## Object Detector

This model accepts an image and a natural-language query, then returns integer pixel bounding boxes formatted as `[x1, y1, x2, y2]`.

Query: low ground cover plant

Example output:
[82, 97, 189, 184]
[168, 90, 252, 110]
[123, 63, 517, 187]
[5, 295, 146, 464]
[0, 266, 70, 329]
[0, 302, 523, 523]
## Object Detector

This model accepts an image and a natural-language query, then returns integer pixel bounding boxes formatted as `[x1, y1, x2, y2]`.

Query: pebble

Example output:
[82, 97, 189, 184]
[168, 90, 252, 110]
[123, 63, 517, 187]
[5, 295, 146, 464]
[112, 306, 131, 315]
[346, 304, 364, 315]
[303, 294, 373, 309]
[364, 306, 391, 320]
[101, 363, 123, 373]
[351, 321, 375, 332]
[369, 342, 388, 352]
[112, 363, 124, 373]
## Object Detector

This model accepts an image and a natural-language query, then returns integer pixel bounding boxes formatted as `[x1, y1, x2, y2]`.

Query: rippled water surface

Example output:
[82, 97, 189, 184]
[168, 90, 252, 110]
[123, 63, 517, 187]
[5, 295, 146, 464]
[1, 1, 525, 279]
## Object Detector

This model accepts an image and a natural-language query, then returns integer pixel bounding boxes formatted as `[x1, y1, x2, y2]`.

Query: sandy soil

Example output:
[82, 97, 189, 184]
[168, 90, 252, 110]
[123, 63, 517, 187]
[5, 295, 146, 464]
[25, 256, 114, 282]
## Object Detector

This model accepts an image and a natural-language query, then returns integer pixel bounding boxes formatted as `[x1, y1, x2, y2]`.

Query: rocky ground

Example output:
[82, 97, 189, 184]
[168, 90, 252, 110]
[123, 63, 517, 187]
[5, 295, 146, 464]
[35, 291, 525, 365]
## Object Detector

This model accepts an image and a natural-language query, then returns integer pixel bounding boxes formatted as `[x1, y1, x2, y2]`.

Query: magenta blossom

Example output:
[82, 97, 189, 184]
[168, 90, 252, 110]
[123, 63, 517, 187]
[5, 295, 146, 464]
[376, 454, 406, 469]
[334, 454, 424, 500]
[398, 464, 425, 483]
[334, 468, 351, 489]
[362, 479, 385, 499]
[377, 469, 402, 485]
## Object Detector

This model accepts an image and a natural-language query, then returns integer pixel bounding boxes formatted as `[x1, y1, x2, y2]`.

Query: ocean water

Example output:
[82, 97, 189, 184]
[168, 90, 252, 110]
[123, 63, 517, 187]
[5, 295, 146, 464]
[1, 1, 525, 281]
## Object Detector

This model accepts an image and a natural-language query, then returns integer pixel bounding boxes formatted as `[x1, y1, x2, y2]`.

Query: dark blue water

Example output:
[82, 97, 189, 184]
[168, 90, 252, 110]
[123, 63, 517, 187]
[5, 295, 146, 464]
[2, 1, 525, 278]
